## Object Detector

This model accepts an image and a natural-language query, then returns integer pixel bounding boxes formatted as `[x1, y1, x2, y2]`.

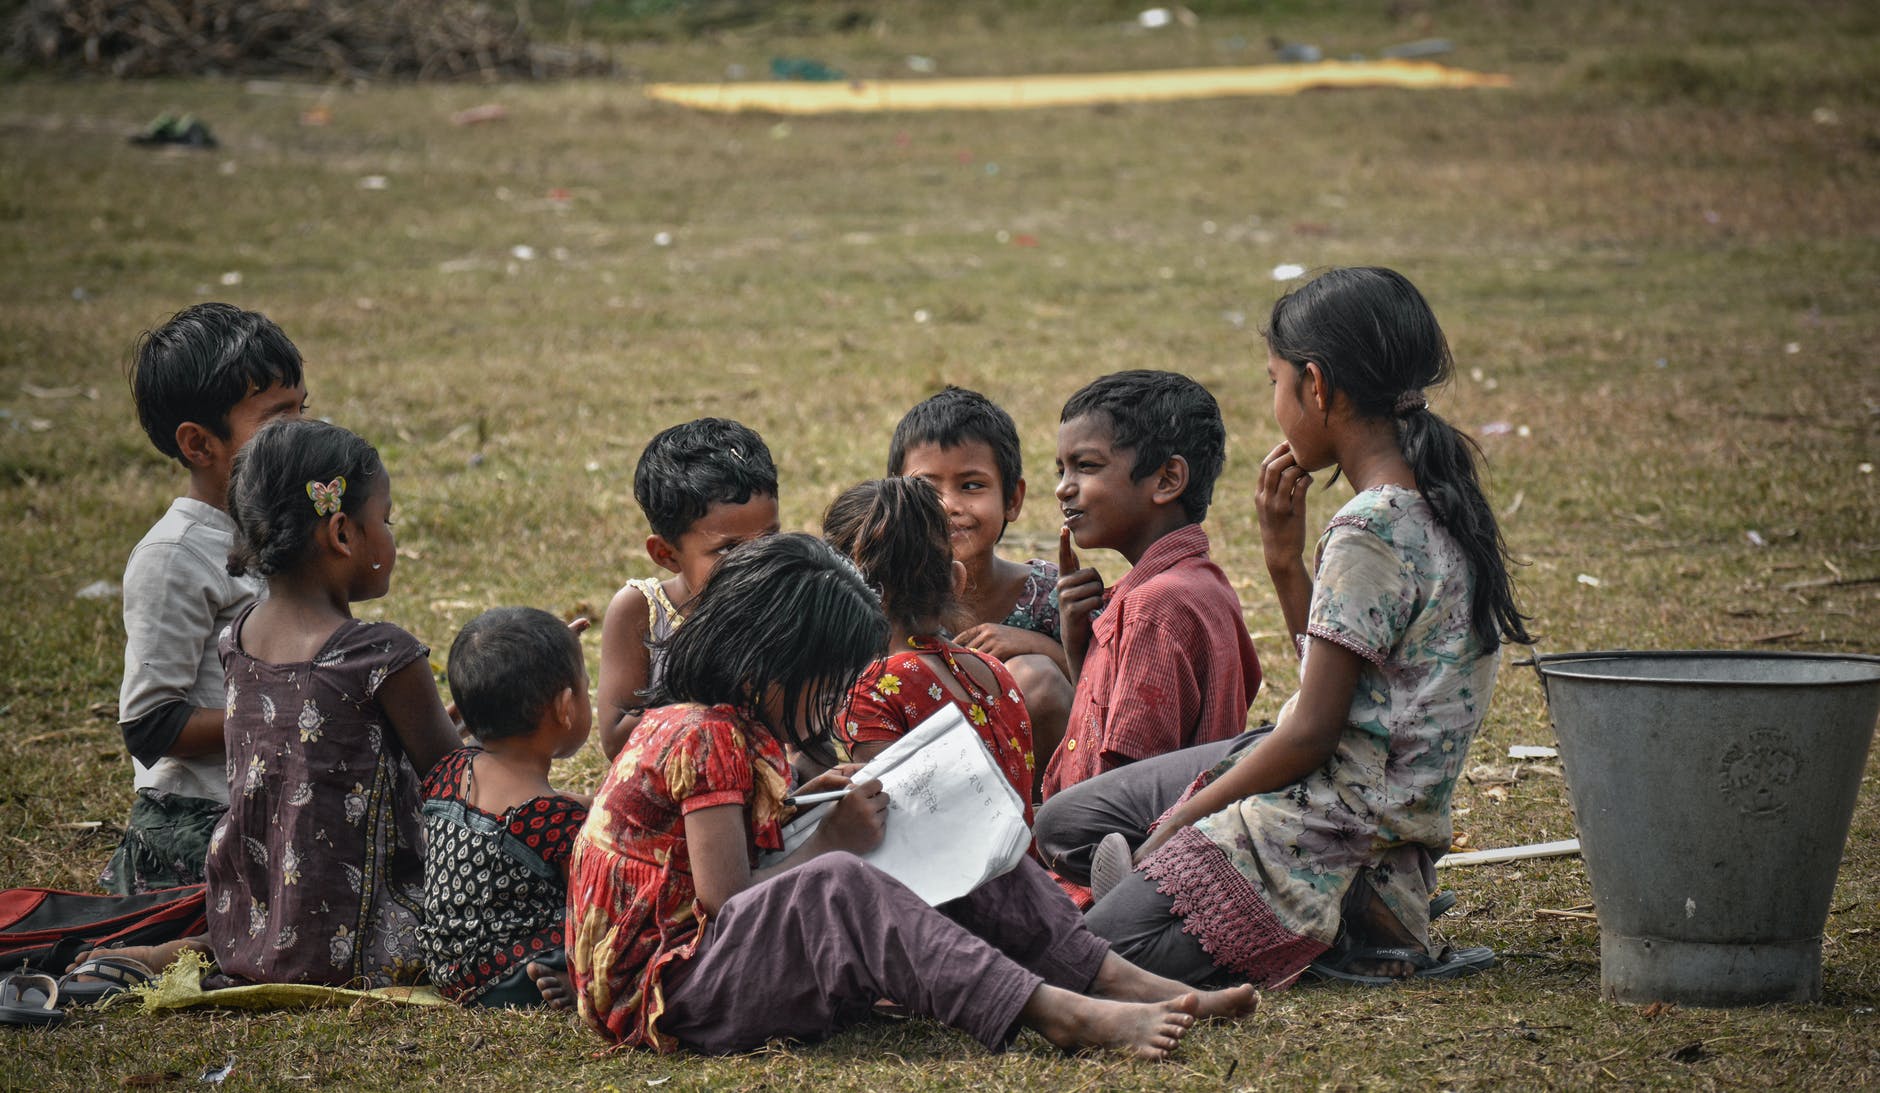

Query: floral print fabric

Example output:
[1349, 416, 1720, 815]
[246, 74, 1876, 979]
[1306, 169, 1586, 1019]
[418, 748, 588, 1003]
[838, 637, 1035, 821]
[1001, 558, 1061, 640]
[566, 703, 790, 1051]
[1142, 486, 1500, 985]
[204, 603, 429, 987]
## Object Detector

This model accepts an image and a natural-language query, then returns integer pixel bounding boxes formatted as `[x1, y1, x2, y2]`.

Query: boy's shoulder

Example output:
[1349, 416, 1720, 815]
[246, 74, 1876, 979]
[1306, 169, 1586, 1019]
[129, 497, 236, 561]
[1112, 525, 1243, 624]
[123, 497, 258, 615]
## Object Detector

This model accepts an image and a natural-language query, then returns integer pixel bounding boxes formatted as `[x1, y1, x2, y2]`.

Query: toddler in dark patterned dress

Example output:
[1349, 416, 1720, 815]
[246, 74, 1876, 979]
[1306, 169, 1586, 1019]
[419, 607, 593, 1008]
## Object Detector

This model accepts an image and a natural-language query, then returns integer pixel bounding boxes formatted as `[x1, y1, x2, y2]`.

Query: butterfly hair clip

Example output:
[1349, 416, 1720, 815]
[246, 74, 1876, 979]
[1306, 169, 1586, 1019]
[306, 477, 347, 516]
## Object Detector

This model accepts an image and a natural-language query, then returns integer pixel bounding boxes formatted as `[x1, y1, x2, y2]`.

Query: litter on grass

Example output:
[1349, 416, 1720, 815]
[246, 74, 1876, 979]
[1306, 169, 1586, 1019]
[1508, 744, 1559, 759]
[1440, 838, 1582, 868]
[646, 60, 1512, 115]
[75, 580, 120, 600]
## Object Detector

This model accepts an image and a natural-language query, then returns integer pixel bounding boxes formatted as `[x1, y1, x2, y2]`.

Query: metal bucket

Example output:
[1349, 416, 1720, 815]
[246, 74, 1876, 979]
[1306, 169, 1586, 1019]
[1534, 650, 1880, 1006]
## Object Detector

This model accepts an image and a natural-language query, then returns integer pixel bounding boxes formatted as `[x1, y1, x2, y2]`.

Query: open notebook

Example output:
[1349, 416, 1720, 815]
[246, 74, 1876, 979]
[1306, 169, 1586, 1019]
[766, 704, 1032, 906]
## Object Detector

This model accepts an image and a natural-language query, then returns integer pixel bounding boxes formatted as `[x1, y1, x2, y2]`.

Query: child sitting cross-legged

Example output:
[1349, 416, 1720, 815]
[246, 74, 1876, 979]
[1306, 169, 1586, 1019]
[595, 418, 780, 761]
[419, 607, 594, 1009]
[887, 387, 1072, 786]
[566, 533, 1258, 1058]
[823, 477, 1035, 818]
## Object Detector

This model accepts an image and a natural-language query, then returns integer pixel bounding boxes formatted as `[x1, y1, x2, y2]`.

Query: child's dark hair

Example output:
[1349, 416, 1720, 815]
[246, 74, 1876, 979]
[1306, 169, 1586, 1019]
[648, 533, 887, 767]
[822, 477, 961, 637]
[1060, 370, 1226, 524]
[633, 418, 778, 542]
[128, 302, 304, 464]
[886, 386, 1025, 506]
[226, 419, 384, 578]
[1265, 266, 1533, 650]
[447, 607, 585, 742]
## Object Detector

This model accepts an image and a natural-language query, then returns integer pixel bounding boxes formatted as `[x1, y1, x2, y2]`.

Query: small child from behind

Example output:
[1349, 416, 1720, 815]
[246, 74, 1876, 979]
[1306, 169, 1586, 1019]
[1041, 370, 1262, 805]
[889, 387, 1073, 783]
[420, 607, 592, 1009]
[596, 418, 780, 760]
[823, 477, 1036, 817]
[104, 302, 308, 894]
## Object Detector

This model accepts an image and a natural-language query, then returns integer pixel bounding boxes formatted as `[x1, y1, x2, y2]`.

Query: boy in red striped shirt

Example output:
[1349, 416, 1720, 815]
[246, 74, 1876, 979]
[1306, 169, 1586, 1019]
[1042, 371, 1262, 802]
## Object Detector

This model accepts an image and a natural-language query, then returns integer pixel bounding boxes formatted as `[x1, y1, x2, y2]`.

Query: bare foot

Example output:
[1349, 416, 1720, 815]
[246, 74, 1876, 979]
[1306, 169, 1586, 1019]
[1189, 983, 1259, 1020]
[1021, 984, 1197, 1061]
[1088, 953, 1259, 1020]
[64, 936, 207, 977]
[525, 961, 572, 1012]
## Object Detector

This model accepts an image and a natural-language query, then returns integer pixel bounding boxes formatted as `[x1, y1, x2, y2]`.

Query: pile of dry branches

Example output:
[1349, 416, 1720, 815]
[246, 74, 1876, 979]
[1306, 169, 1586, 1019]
[8, 0, 613, 81]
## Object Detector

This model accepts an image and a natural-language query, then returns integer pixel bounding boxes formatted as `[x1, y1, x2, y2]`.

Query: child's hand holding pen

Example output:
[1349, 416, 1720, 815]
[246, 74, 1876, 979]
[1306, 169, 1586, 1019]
[805, 775, 889, 856]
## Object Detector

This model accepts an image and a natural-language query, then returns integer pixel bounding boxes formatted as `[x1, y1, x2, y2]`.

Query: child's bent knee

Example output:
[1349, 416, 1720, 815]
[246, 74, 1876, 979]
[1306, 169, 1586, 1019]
[1008, 655, 1070, 713]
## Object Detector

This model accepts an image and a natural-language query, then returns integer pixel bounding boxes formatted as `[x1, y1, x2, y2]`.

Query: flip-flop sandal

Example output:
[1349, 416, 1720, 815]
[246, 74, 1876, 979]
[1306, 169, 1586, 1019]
[1430, 890, 1458, 920]
[1306, 943, 1496, 987]
[57, 955, 155, 1005]
[1090, 832, 1133, 901]
[0, 972, 64, 1028]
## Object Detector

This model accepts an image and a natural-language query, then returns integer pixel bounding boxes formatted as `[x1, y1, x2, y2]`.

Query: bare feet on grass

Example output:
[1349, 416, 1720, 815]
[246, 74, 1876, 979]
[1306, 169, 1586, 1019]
[64, 936, 208, 977]
[525, 961, 573, 1011]
[1089, 952, 1261, 1021]
[1021, 985, 1197, 1061]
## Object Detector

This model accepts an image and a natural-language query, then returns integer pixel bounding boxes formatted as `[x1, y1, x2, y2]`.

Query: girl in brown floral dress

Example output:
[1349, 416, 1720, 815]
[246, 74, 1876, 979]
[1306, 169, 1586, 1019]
[203, 419, 459, 987]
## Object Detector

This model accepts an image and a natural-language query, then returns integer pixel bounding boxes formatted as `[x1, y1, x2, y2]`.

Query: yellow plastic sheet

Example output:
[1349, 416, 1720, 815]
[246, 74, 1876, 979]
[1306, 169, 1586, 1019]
[132, 950, 448, 1012]
[645, 60, 1512, 115]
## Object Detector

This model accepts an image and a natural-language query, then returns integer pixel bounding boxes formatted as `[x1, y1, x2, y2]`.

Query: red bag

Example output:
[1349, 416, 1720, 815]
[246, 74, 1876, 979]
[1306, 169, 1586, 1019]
[0, 885, 205, 974]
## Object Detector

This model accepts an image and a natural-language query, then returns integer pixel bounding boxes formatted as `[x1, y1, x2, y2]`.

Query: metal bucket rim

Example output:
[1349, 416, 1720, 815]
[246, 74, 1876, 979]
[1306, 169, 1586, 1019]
[1532, 648, 1880, 688]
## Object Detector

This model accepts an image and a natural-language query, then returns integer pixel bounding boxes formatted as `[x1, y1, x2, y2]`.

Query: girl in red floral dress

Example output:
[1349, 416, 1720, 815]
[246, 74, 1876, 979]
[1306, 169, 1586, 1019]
[823, 476, 1036, 818]
[565, 533, 1255, 1058]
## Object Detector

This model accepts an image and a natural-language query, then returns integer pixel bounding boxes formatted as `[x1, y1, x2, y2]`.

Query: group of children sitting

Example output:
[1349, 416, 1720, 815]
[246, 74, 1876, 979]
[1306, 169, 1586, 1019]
[66, 266, 1529, 1060]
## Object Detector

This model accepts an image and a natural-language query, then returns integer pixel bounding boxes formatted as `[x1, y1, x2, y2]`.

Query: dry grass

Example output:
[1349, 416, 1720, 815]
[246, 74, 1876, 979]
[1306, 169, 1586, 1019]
[2, 1, 1877, 1088]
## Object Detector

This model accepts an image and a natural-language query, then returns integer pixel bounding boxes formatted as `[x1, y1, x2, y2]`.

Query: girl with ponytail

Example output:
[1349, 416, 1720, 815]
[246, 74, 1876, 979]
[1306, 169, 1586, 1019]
[1065, 266, 1526, 990]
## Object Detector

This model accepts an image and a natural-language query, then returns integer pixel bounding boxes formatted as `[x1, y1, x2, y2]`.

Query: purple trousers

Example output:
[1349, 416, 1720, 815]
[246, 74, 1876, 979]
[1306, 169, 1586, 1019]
[658, 852, 1109, 1053]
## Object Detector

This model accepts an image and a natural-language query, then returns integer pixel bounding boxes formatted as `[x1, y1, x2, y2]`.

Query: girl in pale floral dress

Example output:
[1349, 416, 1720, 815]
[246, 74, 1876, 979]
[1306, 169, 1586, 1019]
[1049, 267, 1534, 989]
[203, 419, 459, 986]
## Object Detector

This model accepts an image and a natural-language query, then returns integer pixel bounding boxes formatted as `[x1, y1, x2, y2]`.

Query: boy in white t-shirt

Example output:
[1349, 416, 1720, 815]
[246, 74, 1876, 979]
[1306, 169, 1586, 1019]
[101, 303, 308, 893]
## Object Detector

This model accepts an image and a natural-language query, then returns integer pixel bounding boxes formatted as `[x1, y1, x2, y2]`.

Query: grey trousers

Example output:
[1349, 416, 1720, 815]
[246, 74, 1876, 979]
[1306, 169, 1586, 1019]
[658, 852, 1110, 1054]
[1034, 727, 1270, 987]
[1034, 726, 1269, 884]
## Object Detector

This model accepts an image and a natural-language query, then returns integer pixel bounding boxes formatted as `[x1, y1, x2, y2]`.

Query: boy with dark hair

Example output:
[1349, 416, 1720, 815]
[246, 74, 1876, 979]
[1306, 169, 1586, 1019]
[887, 386, 1073, 789]
[421, 607, 592, 1008]
[1042, 370, 1260, 804]
[104, 302, 308, 893]
[596, 418, 780, 759]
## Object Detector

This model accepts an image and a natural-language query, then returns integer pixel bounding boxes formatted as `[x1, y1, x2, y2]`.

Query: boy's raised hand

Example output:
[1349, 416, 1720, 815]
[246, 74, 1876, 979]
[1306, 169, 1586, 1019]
[1056, 525, 1104, 681]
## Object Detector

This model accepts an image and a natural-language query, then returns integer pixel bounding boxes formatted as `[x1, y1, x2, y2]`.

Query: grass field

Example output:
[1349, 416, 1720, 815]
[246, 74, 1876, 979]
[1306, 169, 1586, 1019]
[2, 1, 1877, 1088]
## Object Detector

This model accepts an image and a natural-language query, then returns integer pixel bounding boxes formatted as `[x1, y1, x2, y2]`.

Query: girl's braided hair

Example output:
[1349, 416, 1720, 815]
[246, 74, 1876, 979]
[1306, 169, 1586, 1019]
[226, 418, 383, 579]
